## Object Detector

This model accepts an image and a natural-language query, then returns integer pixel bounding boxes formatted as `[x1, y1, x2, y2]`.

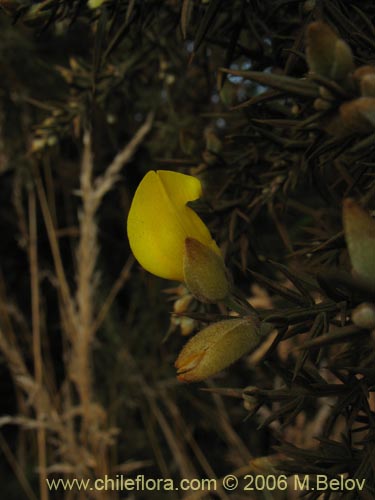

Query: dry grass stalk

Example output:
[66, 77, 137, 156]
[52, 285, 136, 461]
[0, 325, 39, 401]
[162, 394, 230, 500]
[0, 114, 153, 498]
[0, 432, 38, 500]
[92, 112, 154, 206]
[71, 130, 97, 434]
[32, 163, 79, 337]
[91, 254, 134, 336]
[28, 187, 48, 500]
[70, 114, 153, 470]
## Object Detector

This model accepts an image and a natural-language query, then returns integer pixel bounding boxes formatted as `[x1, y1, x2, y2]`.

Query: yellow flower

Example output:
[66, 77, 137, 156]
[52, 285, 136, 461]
[127, 170, 222, 282]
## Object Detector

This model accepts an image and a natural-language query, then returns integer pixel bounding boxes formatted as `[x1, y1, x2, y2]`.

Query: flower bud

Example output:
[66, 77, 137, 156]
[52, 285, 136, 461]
[202, 150, 218, 166]
[205, 129, 222, 154]
[243, 386, 259, 412]
[343, 199, 375, 289]
[183, 237, 231, 303]
[352, 303, 375, 329]
[179, 130, 197, 156]
[325, 98, 375, 136]
[179, 316, 197, 336]
[353, 66, 375, 97]
[88, 0, 106, 8]
[175, 317, 260, 382]
[330, 39, 355, 81]
[173, 294, 193, 314]
[360, 74, 375, 98]
[340, 97, 375, 133]
[319, 86, 335, 100]
[313, 97, 332, 111]
[306, 22, 354, 81]
[219, 80, 238, 106]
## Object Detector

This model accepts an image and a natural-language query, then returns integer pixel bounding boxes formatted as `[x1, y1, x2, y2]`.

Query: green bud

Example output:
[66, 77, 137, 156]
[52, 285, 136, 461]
[353, 66, 375, 97]
[175, 317, 260, 382]
[183, 237, 231, 303]
[243, 386, 259, 412]
[343, 199, 375, 289]
[219, 80, 238, 107]
[352, 303, 375, 329]
[306, 22, 354, 81]
[205, 129, 222, 154]
[325, 98, 375, 136]
[340, 97, 375, 134]
[313, 97, 333, 111]
[179, 130, 197, 156]
[88, 0, 106, 8]
[330, 39, 355, 81]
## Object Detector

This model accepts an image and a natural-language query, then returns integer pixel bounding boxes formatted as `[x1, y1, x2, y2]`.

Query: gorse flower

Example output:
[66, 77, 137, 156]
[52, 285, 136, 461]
[127, 170, 231, 302]
[127, 170, 218, 281]
[127, 170, 247, 382]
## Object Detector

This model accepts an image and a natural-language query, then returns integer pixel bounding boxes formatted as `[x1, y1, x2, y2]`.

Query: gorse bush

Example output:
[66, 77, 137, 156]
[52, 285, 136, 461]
[0, 1, 374, 499]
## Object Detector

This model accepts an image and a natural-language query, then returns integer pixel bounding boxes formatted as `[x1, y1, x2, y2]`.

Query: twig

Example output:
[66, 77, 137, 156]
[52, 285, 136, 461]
[32, 162, 78, 337]
[93, 111, 154, 206]
[71, 113, 153, 472]
[73, 130, 97, 431]
[91, 255, 135, 336]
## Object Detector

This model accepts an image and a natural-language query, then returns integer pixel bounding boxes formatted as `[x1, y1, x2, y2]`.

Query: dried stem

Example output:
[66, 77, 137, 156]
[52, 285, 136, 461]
[0, 432, 38, 500]
[73, 131, 97, 435]
[93, 112, 154, 206]
[28, 187, 48, 500]
[71, 114, 153, 471]
[91, 255, 134, 336]
[32, 162, 78, 337]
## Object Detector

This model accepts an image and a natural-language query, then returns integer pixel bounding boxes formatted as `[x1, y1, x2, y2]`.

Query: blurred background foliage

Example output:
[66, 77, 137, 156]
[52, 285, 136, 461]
[0, 0, 374, 499]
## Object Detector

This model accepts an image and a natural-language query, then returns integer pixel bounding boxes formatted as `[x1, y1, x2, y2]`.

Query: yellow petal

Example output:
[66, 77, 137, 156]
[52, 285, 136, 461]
[127, 170, 220, 281]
